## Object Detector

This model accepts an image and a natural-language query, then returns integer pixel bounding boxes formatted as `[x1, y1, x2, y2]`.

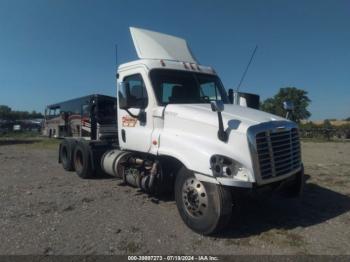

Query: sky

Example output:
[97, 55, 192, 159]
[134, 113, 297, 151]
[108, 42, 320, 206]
[0, 0, 349, 120]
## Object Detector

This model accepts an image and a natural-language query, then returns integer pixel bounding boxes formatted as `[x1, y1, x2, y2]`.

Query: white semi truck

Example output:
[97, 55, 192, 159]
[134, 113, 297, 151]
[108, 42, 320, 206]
[58, 27, 304, 235]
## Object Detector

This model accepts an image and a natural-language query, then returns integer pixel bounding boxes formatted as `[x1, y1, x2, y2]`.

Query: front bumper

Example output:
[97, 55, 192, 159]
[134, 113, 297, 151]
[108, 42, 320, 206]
[194, 164, 304, 191]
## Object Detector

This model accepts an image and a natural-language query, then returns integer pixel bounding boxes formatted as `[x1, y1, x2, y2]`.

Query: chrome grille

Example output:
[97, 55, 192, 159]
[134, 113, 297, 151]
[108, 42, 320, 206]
[256, 128, 301, 179]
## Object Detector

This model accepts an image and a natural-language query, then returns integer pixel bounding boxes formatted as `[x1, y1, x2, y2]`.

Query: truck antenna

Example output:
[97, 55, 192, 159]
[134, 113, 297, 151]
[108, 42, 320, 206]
[236, 45, 258, 91]
[115, 44, 118, 69]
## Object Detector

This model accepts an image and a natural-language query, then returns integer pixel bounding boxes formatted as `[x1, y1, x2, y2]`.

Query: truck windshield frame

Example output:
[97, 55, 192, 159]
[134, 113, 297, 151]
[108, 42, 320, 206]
[150, 69, 229, 106]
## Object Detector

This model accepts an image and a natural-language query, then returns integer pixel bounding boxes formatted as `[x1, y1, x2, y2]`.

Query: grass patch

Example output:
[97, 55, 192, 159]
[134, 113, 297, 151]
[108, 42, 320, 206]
[0, 136, 60, 149]
[0, 131, 41, 138]
[28, 138, 60, 149]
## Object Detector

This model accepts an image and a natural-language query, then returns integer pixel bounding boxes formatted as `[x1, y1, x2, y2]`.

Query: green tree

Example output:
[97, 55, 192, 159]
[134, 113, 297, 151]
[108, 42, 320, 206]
[0, 105, 12, 120]
[260, 87, 311, 122]
[323, 119, 333, 129]
[300, 121, 316, 130]
[0, 105, 43, 120]
[30, 110, 43, 119]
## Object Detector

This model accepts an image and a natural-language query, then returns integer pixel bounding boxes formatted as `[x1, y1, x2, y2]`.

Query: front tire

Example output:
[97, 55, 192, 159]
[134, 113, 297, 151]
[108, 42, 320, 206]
[175, 167, 232, 235]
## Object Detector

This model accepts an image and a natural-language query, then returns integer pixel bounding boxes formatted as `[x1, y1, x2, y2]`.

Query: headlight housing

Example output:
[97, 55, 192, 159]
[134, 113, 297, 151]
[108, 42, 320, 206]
[210, 155, 249, 180]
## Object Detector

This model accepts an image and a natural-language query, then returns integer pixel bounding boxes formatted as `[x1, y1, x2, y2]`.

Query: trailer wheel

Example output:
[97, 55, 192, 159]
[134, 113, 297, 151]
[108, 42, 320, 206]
[73, 142, 93, 179]
[59, 140, 74, 171]
[175, 166, 232, 235]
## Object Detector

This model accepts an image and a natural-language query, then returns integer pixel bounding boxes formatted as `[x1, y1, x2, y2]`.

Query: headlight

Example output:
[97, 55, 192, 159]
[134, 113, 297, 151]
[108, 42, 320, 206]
[210, 155, 249, 180]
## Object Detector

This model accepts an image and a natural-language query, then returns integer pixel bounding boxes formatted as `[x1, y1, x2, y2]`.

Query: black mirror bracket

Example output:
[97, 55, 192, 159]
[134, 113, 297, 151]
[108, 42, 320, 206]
[210, 101, 228, 142]
[125, 109, 146, 123]
[283, 101, 294, 120]
[217, 112, 228, 142]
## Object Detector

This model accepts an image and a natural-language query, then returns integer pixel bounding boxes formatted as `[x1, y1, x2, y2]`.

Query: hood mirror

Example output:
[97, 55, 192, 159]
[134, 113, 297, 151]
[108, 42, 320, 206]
[211, 100, 224, 112]
[283, 101, 294, 111]
[211, 101, 227, 142]
[283, 101, 294, 120]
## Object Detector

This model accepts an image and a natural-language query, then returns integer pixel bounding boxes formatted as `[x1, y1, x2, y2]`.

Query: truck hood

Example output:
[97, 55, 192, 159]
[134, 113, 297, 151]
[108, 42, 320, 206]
[164, 104, 288, 133]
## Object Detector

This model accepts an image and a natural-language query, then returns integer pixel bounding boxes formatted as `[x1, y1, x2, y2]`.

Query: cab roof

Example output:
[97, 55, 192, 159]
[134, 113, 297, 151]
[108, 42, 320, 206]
[118, 59, 216, 75]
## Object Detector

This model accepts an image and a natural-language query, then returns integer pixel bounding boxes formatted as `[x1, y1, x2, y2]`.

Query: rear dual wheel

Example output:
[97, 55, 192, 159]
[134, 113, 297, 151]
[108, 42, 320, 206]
[175, 166, 233, 235]
[59, 140, 74, 171]
[73, 142, 93, 179]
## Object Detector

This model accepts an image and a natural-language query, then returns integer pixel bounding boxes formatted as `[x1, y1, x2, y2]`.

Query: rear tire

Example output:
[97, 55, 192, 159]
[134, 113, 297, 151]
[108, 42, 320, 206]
[73, 142, 93, 179]
[175, 166, 232, 235]
[59, 140, 74, 171]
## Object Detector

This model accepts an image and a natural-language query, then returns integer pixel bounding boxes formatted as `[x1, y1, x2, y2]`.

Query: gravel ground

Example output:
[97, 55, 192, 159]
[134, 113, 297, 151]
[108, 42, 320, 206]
[0, 138, 349, 255]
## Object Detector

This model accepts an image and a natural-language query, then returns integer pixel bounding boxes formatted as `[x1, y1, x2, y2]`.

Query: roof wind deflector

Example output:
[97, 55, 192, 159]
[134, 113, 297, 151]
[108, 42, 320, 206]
[130, 27, 198, 63]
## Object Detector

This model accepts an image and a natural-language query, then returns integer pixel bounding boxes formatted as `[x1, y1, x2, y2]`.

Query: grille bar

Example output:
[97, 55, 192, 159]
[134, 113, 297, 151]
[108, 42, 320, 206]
[256, 128, 301, 179]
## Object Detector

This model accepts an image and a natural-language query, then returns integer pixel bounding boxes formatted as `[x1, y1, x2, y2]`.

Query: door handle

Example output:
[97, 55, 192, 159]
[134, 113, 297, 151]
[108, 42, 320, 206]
[121, 129, 126, 142]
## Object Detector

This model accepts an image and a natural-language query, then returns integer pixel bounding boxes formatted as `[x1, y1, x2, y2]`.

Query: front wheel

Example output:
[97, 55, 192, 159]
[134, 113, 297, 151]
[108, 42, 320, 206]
[175, 167, 233, 235]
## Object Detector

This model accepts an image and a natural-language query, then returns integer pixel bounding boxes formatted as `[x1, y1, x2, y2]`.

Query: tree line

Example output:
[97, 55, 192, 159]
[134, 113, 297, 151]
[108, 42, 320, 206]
[0, 105, 43, 121]
[260, 87, 311, 122]
[260, 86, 349, 124]
[260, 87, 349, 139]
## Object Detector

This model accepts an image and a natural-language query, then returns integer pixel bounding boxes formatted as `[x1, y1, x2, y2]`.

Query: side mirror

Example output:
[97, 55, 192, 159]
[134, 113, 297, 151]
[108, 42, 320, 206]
[118, 82, 130, 110]
[283, 101, 294, 111]
[228, 89, 234, 104]
[118, 81, 146, 123]
[210, 100, 227, 142]
[283, 101, 294, 120]
[210, 100, 224, 112]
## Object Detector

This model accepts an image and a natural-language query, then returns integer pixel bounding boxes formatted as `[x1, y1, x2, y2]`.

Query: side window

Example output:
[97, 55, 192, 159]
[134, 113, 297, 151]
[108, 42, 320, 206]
[123, 74, 148, 109]
[162, 83, 177, 103]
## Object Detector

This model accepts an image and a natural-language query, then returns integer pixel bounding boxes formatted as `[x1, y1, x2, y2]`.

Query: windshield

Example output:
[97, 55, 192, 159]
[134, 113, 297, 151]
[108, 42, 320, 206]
[150, 69, 229, 105]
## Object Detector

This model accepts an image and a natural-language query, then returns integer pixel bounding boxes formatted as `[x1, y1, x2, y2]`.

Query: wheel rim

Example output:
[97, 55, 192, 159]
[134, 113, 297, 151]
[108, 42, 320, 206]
[75, 149, 83, 172]
[182, 177, 208, 218]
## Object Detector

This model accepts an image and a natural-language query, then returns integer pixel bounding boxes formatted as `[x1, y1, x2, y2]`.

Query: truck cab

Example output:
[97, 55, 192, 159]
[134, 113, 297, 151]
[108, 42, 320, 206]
[59, 27, 304, 235]
[117, 28, 303, 187]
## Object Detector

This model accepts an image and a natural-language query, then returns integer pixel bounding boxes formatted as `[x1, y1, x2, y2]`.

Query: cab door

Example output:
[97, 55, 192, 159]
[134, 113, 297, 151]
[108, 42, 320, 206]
[117, 70, 153, 152]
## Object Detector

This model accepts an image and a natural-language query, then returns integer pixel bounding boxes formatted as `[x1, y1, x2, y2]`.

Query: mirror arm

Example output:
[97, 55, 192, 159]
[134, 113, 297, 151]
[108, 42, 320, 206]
[125, 108, 138, 119]
[124, 109, 146, 123]
[217, 112, 228, 142]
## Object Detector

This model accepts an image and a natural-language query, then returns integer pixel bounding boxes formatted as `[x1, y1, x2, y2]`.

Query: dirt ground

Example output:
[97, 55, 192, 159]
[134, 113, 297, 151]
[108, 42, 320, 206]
[0, 138, 349, 255]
